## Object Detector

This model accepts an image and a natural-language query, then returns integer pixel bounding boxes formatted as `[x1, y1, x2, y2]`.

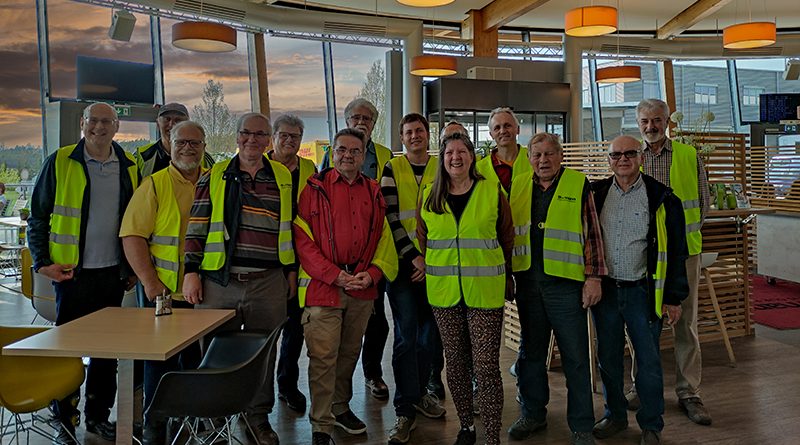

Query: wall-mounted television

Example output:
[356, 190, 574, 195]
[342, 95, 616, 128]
[76, 55, 155, 105]
[759, 93, 800, 123]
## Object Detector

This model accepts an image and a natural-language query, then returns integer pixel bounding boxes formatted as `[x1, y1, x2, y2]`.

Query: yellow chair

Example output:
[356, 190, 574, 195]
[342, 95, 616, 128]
[20, 248, 57, 324]
[0, 325, 85, 444]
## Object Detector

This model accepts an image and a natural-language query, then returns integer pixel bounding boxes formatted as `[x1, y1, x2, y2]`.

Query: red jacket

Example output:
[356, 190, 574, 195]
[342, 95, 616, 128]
[294, 168, 387, 307]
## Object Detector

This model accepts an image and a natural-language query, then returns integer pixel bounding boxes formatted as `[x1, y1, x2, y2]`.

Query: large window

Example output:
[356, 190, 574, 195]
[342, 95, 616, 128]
[742, 86, 765, 106]
[694, 84, 718, 105]
[735, 58, 800, 124]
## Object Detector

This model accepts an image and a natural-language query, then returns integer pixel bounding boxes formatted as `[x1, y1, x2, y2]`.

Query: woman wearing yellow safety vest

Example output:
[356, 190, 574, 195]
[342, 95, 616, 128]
[417, 132, 514, 445]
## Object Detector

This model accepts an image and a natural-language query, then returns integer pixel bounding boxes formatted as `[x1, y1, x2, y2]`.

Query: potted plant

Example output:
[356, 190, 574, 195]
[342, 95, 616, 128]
[18, 208, 30, 221]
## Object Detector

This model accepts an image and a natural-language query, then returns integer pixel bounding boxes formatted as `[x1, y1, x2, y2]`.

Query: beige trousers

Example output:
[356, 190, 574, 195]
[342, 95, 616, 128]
[302, 292, 374, 434]
[674, 253, 702, 399]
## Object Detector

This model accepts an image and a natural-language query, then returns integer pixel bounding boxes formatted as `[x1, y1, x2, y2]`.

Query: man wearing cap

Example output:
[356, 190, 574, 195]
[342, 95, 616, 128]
[134, 102, 215, 178]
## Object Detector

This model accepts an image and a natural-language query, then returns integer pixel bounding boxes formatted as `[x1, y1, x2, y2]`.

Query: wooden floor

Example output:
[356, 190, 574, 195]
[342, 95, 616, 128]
[3, 281, 800, 445]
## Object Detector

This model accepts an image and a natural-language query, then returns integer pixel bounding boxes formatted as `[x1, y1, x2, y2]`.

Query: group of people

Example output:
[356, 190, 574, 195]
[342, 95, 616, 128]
[26, 95, 711, 445]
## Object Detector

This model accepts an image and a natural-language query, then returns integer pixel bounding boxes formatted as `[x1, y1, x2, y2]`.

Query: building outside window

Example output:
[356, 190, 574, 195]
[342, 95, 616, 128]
[742, 86, 765, 106]
[695, 84, 718, 105]
[644, 81, 660, 100]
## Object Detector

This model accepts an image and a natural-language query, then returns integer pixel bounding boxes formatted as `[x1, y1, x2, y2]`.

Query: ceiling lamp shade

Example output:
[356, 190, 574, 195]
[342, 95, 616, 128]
[596, 65, 641, 83]
[172, 21, 237, 53]
[410, 55, 457, 77]
[723, 22, 776, 49]
[565, 6, 618, 37]
[396, 0, 455, 6]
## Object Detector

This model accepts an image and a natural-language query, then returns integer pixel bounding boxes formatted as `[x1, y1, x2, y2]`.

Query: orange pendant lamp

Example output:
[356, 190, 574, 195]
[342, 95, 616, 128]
[397, 0, 454, 6]
[172, 21, 237, 53]
[596, 65, 641, 83]
[565, 6, 618, 37]
[723, 21, 776, 49]
[410, 54, 457, 77]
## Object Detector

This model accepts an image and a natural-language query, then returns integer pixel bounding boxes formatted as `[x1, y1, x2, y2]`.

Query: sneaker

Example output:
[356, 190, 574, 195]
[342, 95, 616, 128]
[365, 377, 390, 400]
[453, 427, 476, 445]
[413, 393, 446, 419]
[52, 423, 77, 445]
[679, 397, 712, 426]
[592, 417, 628, 439]
[278, 389, 307, 413]
[312, 431, 335, 445]
[508, 416, 546, 440]
[85, 419, 116, 441]
[626, 387, 640, 411]
[388, 416, 416, 444]
[334, 410, 367, 435]
[571, 431, 595, 445]
[640, 429, 662, 445]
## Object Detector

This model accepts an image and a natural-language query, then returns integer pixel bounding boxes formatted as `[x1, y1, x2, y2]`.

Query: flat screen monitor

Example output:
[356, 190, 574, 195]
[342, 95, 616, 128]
[76, 55, 154, 105]
[759, 93, 800, 123]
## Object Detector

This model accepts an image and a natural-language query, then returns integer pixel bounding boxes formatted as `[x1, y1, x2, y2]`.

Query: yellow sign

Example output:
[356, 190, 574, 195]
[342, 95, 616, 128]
[298, 140, 329, 166]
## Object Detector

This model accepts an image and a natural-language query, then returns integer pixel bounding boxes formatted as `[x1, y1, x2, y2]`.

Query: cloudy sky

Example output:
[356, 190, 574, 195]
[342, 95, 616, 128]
[0, 0, 389, 147]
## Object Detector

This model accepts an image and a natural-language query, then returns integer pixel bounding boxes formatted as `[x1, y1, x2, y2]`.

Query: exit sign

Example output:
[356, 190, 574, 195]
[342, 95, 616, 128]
[115, 105, 131, 117]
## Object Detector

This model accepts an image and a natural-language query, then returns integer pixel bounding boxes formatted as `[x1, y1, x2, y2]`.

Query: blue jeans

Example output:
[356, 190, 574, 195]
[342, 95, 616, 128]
[593, 280, 664, 431]
[515, 274, 594, 433]
[387, 266, 440, 418]
[277, 297, 305, 394]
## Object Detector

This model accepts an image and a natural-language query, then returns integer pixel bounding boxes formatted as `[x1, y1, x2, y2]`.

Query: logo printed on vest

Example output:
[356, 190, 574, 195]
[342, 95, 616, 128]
[557, 195, 577, 203]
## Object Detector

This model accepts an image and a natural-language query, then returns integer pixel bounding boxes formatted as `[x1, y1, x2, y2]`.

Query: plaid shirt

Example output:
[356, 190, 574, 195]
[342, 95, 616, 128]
[642, 138, 711, 225]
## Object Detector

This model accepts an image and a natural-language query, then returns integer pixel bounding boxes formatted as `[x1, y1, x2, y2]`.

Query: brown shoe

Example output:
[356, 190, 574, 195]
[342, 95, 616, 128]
[679, 397, 712, 426]
[365, 377, 389, 400]
[640, 429, 661, 445]
[592, 417, 628, 439]
[246, 417, 279, 445]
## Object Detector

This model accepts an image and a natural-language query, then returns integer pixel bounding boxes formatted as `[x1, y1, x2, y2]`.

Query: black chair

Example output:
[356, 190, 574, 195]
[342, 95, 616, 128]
[145, 324, 283, 445]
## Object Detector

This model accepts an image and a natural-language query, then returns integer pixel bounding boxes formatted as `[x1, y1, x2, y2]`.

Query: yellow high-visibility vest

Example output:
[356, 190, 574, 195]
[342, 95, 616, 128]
[50, 145, 138, 266]
[541, 168, 586, 282]
[421, 179, 506, 309]
[148, 169, 182, 292]
[653, 204, 669, 317]
[388, 155, 438, 252]
[668, 141, 703, 256]
[199, 159, 295, 270]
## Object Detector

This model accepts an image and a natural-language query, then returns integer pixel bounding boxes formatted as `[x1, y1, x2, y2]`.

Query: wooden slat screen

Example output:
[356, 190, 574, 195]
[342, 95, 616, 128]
[748, 145, 800, 214]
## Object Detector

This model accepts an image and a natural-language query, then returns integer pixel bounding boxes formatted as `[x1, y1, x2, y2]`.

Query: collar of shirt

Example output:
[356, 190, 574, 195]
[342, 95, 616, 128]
[167, 163, 198, 186]
[156, 140, 170, 159]
[643, 138, 673, 157]
[490, 145, 520, 167]
[612, 172, 644, 194]
[366, 139, 376, 155]
[235, 153, 273, 179]
[330, 167, 365, 185]
[83, 145, 119, 164]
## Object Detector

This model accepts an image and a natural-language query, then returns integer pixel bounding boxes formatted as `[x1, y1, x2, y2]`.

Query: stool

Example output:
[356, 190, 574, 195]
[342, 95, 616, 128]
[701, 252, 736, 367]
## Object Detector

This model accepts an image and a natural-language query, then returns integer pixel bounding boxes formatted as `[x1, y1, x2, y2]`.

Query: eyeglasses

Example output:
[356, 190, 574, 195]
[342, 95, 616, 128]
[277, 132, 302, 142]
[348, 114, 373, 123]
[174, 139, 204, 149]
[84, 117, 117, 126]
[608, 150, 642, 160]
[239, 130, 270, 139]
[334, 148, 363, 157]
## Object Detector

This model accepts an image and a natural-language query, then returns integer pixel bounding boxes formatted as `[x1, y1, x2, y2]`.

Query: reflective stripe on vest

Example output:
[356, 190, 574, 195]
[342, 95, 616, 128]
[199, 158, 295, 271]
[669, 141, 703, 256]
[421, 179, 506, 309]
[389, 155, 438, 252]
[149, 169, 182, 292]
[542, 168, 586, 282]
[653, 204, 668, 318]
[50, 144, 139, 266]
[135, 142, 158, 178]
[476, 147, 533, 272]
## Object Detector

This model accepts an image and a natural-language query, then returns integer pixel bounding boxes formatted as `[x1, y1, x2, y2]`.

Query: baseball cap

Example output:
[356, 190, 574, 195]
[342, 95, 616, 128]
[158, 103, 189, 117]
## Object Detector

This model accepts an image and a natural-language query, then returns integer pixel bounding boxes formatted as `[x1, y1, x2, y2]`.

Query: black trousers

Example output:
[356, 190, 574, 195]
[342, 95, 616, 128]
[361, 279, 389, 379]
[53, 266, 125, 425]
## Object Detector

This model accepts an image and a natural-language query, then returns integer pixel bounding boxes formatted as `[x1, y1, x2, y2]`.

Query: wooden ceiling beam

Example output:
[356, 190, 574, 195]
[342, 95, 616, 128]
[480, 0, 551, 31]
[657, 0, 733, 40]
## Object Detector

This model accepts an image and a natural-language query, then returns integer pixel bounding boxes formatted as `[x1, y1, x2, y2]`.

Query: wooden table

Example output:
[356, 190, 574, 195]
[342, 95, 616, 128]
[0, 216, 27, 228]
[2, 307, 235, 445]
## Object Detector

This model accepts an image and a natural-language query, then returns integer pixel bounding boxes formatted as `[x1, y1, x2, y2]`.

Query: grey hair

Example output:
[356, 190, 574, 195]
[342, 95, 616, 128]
[272, 113, 305, 134]
[82, 102, 118, 121]
[636, 98, 670, 118]
[236, 112, 272, 136]
[487, 106, 519, 127]
[170, 120, 206, 145]
[528, 132, 563, 154]
[344, 98, 379, 121]
[439, 120, 469, 140]
[334, 127, 366, 148]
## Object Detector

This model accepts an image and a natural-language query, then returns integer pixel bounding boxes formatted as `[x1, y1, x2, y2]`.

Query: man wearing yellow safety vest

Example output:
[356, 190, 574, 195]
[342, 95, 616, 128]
[508, 133, 606, 445]
[133, 102, 215, 178]
[294, 127, 397, 445]
[590, 135, 689, 445]
[476, 107, 532, 195]
[635, 99, 712, 426]
[321, 97, 394, 400]
[28, 102, 140, 445]
[182, 112, 294, 445]
[382, 113, 446, 444]
[119, 121, 208, 445]
[268, 113, 317, 414]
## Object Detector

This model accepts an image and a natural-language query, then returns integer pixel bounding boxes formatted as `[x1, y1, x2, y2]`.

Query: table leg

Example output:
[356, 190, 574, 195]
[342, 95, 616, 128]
[117, 358, 134, 445]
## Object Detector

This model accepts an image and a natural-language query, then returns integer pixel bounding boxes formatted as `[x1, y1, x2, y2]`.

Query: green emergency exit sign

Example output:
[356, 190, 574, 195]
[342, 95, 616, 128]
[115, 105, 131, 117]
